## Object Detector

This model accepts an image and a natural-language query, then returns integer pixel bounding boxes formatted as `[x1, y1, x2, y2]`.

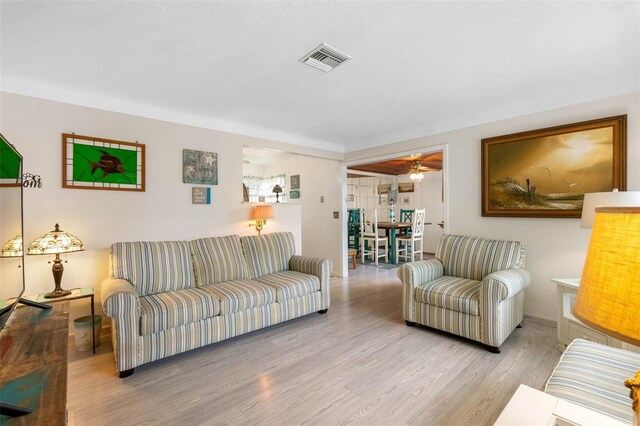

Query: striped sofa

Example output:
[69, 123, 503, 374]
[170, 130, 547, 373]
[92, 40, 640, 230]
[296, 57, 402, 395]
[101, 232, 331, 378]
[397, 234, 530, 352]
[545, 339, 640, 424]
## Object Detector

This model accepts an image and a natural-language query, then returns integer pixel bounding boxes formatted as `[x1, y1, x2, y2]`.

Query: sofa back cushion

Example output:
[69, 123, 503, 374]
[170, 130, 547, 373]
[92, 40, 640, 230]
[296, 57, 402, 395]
[111, 241, 195, 296]
[190, 235, 249, 285]
[240, 232, 296, 278]
[435, 234, 525, 281]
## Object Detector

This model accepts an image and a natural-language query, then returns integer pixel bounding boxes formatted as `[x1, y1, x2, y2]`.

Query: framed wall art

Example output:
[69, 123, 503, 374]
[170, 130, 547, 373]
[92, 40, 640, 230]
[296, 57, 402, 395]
[62, 133, 145, 191]
[377, 183, 391, 194]
[290, 174, 300, 190]
[481, 115, 626, 218]
[192, 187, 211, 204]
[183, 149, 218, 185]
[290, 190, 300, 199]
[398, 182, 415, 193]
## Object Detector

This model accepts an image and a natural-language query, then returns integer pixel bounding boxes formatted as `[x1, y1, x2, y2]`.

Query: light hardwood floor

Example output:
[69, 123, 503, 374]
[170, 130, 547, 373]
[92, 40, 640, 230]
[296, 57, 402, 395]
[67, 265, 561, 425]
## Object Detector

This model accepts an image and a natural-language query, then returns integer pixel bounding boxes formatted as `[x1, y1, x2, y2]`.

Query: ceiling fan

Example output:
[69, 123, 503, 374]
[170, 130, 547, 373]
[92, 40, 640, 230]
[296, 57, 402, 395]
[408, 160, 434, 181]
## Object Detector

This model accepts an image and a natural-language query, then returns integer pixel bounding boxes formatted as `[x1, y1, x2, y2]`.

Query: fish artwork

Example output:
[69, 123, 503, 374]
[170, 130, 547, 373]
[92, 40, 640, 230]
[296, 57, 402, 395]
[90, 150, 125, 178]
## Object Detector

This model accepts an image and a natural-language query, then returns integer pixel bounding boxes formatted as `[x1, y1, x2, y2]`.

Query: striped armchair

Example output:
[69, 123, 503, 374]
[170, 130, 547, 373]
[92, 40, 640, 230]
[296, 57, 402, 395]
[102, 232, 332, 377]
[397, 234, 530, 353]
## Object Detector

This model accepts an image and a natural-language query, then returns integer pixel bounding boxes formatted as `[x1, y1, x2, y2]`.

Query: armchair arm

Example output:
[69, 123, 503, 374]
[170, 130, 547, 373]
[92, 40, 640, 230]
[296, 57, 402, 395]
[479, 268, 531, 348]
[289, 255, 332, 309]
[397, 259, 444, 322]
[482, 268, 531, 301]
[101, 278, 141, 372]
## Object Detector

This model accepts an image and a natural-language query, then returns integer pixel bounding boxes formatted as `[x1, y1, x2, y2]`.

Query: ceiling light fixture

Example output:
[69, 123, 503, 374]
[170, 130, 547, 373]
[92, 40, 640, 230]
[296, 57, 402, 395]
[409, 160, 425, 182]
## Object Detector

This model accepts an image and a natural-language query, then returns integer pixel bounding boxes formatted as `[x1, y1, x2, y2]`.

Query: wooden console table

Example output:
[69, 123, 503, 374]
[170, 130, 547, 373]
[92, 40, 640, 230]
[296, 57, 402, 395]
[0, 301, 69, 425]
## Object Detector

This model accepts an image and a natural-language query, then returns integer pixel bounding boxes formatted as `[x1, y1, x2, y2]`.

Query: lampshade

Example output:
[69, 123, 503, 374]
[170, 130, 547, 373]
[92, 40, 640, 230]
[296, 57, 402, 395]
[574, 207, 640, 346]
[27, 223, 84, 256]
[580, 190, 640, 229]
[252, 205, 275, 220]
[1, 234, 23, 257]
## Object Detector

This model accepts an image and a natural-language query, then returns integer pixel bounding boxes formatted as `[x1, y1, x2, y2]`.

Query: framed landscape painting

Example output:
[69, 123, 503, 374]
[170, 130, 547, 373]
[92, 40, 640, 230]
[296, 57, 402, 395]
[62, 134, 145, 191]
[482, 115, 626, 218]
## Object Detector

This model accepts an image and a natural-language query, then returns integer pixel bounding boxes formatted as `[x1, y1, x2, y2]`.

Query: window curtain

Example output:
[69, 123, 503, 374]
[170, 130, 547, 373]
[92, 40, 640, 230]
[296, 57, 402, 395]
[243, 175, 286, 203]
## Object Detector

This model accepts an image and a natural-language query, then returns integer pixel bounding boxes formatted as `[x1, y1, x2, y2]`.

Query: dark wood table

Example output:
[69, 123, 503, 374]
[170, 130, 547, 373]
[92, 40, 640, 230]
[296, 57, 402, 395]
[0, 301, 69, 425]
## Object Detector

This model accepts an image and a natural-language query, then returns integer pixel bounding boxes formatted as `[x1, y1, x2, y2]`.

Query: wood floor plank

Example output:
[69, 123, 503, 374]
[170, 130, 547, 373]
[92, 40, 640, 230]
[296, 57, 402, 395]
[66, 265, 561, 425]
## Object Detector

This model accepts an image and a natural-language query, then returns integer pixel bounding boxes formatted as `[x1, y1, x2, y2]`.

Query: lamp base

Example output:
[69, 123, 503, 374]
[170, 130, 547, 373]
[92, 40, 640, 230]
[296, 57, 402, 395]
[44, 288, 72, 299]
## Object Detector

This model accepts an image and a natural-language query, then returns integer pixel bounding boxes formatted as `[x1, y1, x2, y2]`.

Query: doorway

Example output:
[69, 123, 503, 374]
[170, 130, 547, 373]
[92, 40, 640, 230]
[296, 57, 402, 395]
[340, 145, 448, 276]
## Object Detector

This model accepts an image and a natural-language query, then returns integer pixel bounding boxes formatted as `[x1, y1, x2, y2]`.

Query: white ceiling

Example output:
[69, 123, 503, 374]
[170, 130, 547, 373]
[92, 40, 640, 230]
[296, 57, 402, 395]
[1, 1, 638, 154]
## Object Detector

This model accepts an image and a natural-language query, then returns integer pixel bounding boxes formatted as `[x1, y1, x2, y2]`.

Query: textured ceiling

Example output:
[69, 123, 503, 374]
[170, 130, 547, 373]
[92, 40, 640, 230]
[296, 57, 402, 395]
[348, 152, 443, 176]
[1, 1, 638, 153]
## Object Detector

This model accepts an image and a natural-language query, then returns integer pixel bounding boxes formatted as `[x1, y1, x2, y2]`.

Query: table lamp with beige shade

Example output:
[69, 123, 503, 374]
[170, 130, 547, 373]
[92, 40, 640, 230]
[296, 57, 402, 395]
[573, 206, 640, 426]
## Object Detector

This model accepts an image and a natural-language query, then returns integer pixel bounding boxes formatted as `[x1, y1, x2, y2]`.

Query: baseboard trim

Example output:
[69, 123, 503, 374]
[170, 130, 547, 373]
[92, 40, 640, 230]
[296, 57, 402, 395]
[524, 314, 556, 328]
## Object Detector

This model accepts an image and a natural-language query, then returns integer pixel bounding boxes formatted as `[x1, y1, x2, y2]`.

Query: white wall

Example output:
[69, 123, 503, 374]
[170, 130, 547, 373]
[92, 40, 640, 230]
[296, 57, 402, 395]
[345, 91, 640, 322]
[262, 155, 342, 273]
[0, 92, 341, 320]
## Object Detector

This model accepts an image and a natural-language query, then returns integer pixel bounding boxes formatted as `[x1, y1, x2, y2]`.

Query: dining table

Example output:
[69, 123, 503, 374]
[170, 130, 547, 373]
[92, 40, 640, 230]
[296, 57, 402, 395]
[377, 222, 411, 264]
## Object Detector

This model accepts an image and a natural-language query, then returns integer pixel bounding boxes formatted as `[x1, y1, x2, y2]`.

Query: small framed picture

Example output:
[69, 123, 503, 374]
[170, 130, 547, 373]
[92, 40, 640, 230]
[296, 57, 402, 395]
[192, 187, 211, 204]
[378, 184, 391, 194]
[400, 195, 411, 206]
[290, 190, 300, 199]
[398, 182, 415, 193]
[290, 174, 300, 190]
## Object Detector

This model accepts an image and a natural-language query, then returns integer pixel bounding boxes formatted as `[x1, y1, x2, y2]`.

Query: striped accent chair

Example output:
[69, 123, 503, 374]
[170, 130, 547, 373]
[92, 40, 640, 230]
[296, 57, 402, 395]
[397, 234, 530, 353]
[102, 232, 332, 377]
[545, 339, 640, 424]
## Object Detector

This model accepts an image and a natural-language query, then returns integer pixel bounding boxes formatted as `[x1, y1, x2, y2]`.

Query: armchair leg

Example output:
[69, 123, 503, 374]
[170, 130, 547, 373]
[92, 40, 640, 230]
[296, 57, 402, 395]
[484, 345, 501, 354]
[516, 323, 522, 328]
[318, 309, 328, 314]
[405, 320, 416, 327]
[119, 368, 135, 378]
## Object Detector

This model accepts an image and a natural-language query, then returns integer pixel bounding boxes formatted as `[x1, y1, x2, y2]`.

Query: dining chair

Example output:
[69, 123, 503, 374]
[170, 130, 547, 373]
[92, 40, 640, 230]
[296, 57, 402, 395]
[348, 209, 361, 252]
[399, 209, 414, 236]
[360, 209, 388, 265]
[395, 208, 425, 263]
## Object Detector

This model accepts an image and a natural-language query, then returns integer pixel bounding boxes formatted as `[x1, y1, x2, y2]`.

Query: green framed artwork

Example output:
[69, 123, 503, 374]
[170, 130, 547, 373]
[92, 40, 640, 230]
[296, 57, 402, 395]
[183, 149, 218, 185]
[0, 133, 22, 187]
[62, 134, 145, 191]
[290, 190, 300, 199]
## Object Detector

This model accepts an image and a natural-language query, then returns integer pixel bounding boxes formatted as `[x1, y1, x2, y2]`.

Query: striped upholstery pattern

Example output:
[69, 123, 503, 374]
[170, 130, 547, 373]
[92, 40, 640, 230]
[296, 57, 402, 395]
[289, 255, 332, 309]
[415, 303, 481, 342]
[204, 279, 276, 315]
[545, 339, 640, 424]
[190, 235, 249, 286]
[416, 276, 481, 315]
[102, 278, 141, 372]
[436, 234, 524, 281]
[241, 232, 296, 278]
[139, 288, 220, 335]
[141, 304, 282, 364]
[279, 292, 323, 321]
[252, 270, 320, 301]
[398, 259, 444, 322]
[112, 241, 195, 296]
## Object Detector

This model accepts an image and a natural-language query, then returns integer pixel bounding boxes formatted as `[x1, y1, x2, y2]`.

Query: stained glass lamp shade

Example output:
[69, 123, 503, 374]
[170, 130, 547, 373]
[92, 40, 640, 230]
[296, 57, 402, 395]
[1, 235, 22, 257]
[26, 223, 84, 298]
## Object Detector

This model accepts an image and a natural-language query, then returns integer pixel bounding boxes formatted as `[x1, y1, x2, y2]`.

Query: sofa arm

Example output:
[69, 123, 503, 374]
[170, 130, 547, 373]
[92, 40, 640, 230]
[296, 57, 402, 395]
[482, 268, 531, 301]
[101, 278, 141, 372]
[289, 255, 332, 309]
[397, 259, 444, 322]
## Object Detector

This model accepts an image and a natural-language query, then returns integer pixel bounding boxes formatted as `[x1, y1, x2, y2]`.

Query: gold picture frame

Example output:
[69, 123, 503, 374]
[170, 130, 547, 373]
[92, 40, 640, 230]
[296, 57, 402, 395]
[481, 115, 626, 218]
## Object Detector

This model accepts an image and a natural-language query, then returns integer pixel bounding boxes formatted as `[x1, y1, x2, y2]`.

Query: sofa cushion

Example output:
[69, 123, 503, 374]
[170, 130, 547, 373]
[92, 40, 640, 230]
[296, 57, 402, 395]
[203, 279, 277, 315]
[252, 270, 320, 302]
[436, 235, 524, 281]
[240, 232, 296, 278]
[112, 241, 194, 296]
[190, 235, 249, 286]
[139, 287, 220, 335]
[545, 339, 640, 424]
[415, 276, 481, 315]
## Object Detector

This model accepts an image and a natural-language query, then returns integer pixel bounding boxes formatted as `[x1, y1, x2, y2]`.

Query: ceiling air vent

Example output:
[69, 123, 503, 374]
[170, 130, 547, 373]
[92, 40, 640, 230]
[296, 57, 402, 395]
[300, 43, 352, 73]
